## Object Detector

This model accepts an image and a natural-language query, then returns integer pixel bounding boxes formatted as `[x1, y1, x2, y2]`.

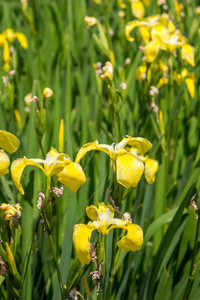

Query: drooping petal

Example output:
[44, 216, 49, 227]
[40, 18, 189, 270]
[117, 136, 152, 155]
[75, 140, 99, 163]
[157, 77, 168, 89]
[131, 1, 145, 19]
[55, 162, 86, 192]
[116, 154, 144, 188]
[0, 130, 20, 154]
[73, 224, 94, 264]
[0, 150, 10, 177]
[144, 158, 159, 183]
[144, 40, 161, 62]
[117, 224, 143, 252]
[15, 32, 28, 49]
[3, 40, 10, 62]
[181, 44, 195, 67]
[185, 77, 195, 98]
[125, 20, 141, 42]
[11, 157, 45, 195]
[135, 64, 147, 81]
[139, 26, 150, 44]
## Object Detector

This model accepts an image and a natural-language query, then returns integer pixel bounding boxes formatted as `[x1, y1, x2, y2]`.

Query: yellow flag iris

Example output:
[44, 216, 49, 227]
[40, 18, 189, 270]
[0, 130, 20, 177]
[11, 147, 86, 194]
[174, 69, 195, 98]
[73, 202, 143, 264]
[0, 28, 28, 72]
[75, 136, 153, 188]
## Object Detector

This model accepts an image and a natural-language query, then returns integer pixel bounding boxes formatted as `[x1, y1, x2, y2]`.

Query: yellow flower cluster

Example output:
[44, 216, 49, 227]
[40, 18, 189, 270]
[0, 129, 158, 266]
[125, 14, 195, 65]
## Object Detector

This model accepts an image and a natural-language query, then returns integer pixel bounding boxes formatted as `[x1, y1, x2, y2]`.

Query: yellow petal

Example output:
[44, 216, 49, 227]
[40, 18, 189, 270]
[131, 1, 145, 19]
[73, 224, 93, 264]
[56, 162, 86, 192]
[144, 40, 160, 63]
[3, 40, 10, 62]
[0, 130, 20, 154]
[75, 140, 99, 163]
[43, 87, 53, 98]
[118, 0, 126, 8]
[157, 77, 168, 89]
[86, 202, 114, 221]
[185, 77, 195, 98]
[16, 32, 28, 48]
[143, 0, 151, 5]
[117, 224, 143, 252]
[0, 150, 10, 177]
[11, 157, 44, 194]
[86, 205, 99, 221]
[135, 64, 147, 81]
[125, 20, 140, 42]
[118, 136, 152, 155]
[116, 154, 144, 188]
[5, 243, 18, 276]
[144, 158, 159, 183]
[139, 26, 150, 44]
[181, 44, 195, 67]
[44, 147, 65, 177]
[4, 28, 15, 42]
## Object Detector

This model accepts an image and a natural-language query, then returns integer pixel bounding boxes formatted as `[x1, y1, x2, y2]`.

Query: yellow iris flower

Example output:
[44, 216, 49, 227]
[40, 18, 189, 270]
[174, 69, 195, 98]
[125, 14, 169, 42]
[73, 202, 143, 264]
[75, 136, 153, 188]
[11, 147, 86, 195]
[0, 130, 20, 177]
[0, 28, 28, 72]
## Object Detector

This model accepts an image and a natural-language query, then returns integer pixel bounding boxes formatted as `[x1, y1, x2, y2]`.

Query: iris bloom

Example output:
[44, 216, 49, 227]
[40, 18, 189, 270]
[174, 69, 195, 98]
[73, 202, 143, 264]
[11, 147, 86, 195]
[0, 130, 20, 177]
[0, 28, 28, 72]
[125, 14, 170, 42]
[144, 27, 187, 62]
[75, 136, 154, 188]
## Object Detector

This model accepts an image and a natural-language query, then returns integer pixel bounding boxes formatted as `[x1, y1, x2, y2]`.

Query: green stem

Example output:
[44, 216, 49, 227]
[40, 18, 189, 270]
[97, 235, 106, 299]
[45, 177, 51, 206]
[41, 178, 67, 299]
[106, 241, 120, 299]
[38, 139, 45, 158]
